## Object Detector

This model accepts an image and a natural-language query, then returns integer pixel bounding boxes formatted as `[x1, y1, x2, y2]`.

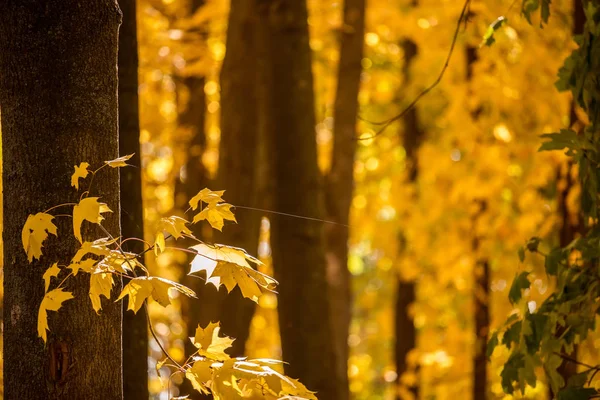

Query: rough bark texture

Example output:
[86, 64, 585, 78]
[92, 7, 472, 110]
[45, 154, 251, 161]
[0, 1, 123, 398]
[256, 0, 340, 397]
[118, 0, 149, 398]
[395, 39, 421, 400]
[216, 0, 262, 357]
[325, 1, 365, 397]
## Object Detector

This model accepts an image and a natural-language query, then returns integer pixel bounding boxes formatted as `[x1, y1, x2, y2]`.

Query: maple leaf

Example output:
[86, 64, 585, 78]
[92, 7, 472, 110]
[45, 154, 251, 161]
[42, 262, 61, 292]
[155, 215, 193, 255]
[22, 212, 57, 262]
[71, 162, 90, 190]
[193, 203, 236, 231]
[97, 250, 144, 274]
[68, 258, 97, 276]
[72, 197, 112, 243]
[189, 188, 225, 210]
[158, 215, 193, 239]
[189, 243, 277, 302]
[118, 276, 196, 313]
[185, 359, 213, 395]
[71, 237, 118, 264]
[38, 288, 74, 342]
[192, 322, 235, 361]
[89, 272, 114, 313]
[104, 153, 133, 168]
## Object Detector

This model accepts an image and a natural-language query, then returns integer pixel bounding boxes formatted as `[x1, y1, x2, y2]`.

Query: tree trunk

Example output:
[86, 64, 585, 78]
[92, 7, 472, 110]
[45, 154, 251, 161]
[395, 39, 421, 400]
[172, 1, 214, 398]
[325, 1, 365, 397]
[118, 0, 149, 398]
[256, 0, 340, 397]
[550, 2, 585, 396]
[0, 1, 123, 398]
[215, 0, 262, 357]
[465, 44, 490, 400]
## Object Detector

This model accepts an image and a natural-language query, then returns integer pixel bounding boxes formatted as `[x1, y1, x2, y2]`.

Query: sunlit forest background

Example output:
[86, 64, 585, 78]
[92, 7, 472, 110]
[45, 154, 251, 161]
[1, 0, 599, 399]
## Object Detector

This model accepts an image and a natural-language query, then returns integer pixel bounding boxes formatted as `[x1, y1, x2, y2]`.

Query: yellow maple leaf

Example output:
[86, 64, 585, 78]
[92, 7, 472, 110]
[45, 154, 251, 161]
[192, 322, 235, 361]
[185, 359, 213, 395]
[193, 203, 236, 231]
[118, 276, 196, 313]
[71, 237, 118, 264]
[189, 243, 276, 302]
[72, 197, 112, 243]
[104, 153, 133, 168]
[42, 262, 61, 292]
[189, 188, 225, 210]
[158, 215, 193, 239]
[22, 212, 57, 262]
[68, 258, 97, 276]
[97, 250, 143, 274]
[89, 272, 114, 313]
[38, 288, 74, 342]
[71, 162, 90, 190]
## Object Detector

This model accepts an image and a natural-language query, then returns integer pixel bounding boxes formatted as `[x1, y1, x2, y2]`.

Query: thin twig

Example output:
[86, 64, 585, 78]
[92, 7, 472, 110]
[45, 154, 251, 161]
[233, 205, 352, 228]
[357, 0, 471, 140]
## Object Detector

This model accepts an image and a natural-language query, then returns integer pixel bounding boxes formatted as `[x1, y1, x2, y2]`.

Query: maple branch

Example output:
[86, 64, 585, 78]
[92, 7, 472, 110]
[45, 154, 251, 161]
[43, 202, 77, 214]
[357, 0, 471, 140]
[554, 352, 600, 371]
[97, 225, 184, 371]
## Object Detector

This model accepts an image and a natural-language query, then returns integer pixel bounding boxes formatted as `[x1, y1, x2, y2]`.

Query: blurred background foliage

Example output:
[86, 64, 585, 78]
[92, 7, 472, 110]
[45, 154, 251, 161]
[2, 0, 599, 399]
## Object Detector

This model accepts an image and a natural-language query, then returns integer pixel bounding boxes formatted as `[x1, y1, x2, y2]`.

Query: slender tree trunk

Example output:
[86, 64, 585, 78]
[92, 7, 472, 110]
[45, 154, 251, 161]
[118, 0, 149, 398]
[465, 44, 490, 400]
[0, 1, 123, 398]
[550, 2, 585, 396]
[172, 1, 215, 398]
[325, 1, 365, 397]
[256, 0, 340, 397]
[216, 0, 262, 357]
[395, 39, 421, 400]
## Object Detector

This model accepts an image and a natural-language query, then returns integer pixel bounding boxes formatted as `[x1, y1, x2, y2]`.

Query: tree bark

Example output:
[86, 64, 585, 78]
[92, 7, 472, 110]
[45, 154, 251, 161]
[325, 1, 365, 397]
[215, 0, 262, 357]
[255, 0, 340, 397]
[0, 1, 123, 398]
[118, 0, 149, 398]
[395, 39, 421, 400]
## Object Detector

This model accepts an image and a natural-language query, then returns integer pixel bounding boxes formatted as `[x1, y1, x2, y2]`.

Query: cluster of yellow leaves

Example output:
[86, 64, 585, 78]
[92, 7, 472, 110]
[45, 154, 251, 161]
[189, 188, 236, 231]
[189, 243, 277, 303]
[181, 323, 317, 400]
[154, 215, 192, 255]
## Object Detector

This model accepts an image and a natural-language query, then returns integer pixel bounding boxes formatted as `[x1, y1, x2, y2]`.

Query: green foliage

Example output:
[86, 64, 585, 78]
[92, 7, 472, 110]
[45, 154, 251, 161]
[489, 1, 600, 398]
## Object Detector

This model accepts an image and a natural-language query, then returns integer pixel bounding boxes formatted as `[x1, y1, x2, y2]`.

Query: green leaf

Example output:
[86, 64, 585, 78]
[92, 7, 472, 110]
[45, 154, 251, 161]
[501, 352, 525, 394]
[557, 386, 595, 400]
[481, 16, 508, 47]
[539, 130, 581, 152]
[509, 272, 531, 304]
[487, 331, 499, 360]
[545, 247, 564, 276]
[502, 321, 522, 349]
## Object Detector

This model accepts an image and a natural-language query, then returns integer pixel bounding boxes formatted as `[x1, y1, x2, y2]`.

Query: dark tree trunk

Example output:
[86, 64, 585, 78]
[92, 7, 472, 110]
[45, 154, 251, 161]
[171, 1, 214, 398]
[118, 0, 149, 398]
[465, 43, 490, 400]
[215, 0, 262, 357]
[325, 1, 365, 397]
[395, 39, 421, 400]
[256, 0, 340, 397]
[0, 1, 123, 398]
[550, 2, 585, 395]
